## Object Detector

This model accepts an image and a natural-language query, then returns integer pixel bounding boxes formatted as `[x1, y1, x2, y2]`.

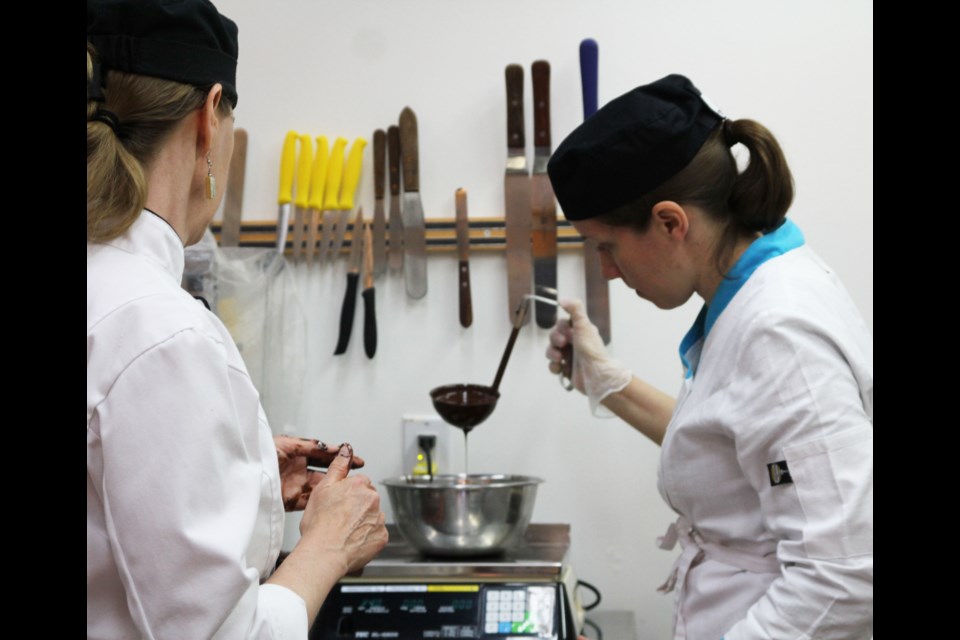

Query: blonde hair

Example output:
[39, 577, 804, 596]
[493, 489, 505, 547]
[86, 43, 216, 242]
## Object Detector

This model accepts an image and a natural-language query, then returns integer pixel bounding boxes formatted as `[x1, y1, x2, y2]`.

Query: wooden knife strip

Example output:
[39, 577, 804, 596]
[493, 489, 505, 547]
[210, 218, 585, 249]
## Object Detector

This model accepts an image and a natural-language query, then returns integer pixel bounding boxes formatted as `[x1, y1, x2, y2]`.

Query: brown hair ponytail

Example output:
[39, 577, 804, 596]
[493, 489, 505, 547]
[598, 117, 795, 274]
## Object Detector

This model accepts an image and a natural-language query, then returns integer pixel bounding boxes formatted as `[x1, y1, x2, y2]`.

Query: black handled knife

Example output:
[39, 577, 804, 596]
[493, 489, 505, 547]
[361, 222, 377, 358]
[333, 208, 365, 355]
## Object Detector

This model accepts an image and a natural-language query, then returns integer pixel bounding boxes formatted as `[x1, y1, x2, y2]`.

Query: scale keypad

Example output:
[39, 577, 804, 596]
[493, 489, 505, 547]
[482, 586, 554, 636]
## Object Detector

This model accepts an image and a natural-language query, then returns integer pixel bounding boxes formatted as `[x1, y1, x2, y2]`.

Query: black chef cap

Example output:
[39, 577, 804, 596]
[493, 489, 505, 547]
[87, 0, 239, 108]
[548, 74, 723, 221]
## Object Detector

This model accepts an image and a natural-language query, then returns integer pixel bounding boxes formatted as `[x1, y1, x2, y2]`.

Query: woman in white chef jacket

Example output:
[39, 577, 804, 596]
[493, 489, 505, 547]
[86, 1, 388, 638]
[545, 75, 872, 640]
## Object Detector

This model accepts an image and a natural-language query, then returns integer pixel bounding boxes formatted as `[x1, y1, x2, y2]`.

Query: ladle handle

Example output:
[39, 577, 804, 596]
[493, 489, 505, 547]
[491, 324, 522, 392]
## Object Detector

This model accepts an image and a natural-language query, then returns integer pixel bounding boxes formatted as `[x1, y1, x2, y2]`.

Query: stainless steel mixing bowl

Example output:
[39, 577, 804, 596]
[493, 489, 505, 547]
[382, 474, 544, 557]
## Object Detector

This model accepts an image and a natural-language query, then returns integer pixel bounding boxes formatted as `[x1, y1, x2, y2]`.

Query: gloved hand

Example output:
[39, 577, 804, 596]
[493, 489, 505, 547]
[546, 298, 632, 416]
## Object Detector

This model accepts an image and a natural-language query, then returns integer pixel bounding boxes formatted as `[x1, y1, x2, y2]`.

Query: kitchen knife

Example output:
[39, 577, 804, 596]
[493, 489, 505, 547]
[361, 222, 377, 358]
[276, 130, 298, 253]
[290, 134, 314, 264]
[372, 129, 388, 278]
[504, 64, 532, 326]
[330, 137, 367, 261]
[318, 137, 347, 264]
[530, 60, 558, 329]
[304, 135, 329, 266]
[399, 107, 428, 299]
[220, 127, 247, 247]
[333, 208, 365, 355]
[580, 38, 611, 344]
[455, 187, 473, 328]
[387, 125, 404, 272]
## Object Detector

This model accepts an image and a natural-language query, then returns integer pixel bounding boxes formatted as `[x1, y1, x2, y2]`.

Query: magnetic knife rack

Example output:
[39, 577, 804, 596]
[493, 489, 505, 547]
[209, 217, 586, 252]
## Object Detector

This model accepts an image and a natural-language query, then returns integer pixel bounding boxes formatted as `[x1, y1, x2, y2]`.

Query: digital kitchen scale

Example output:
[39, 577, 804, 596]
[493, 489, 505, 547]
[310, 524, 584, 639]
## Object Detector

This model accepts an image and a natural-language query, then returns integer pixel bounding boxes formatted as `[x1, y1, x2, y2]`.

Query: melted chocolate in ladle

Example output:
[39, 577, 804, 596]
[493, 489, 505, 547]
[430, 292, 568, 474]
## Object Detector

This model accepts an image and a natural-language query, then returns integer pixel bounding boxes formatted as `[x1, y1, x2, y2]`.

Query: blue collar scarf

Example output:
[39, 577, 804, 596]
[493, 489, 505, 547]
[679, 219, 805, 378]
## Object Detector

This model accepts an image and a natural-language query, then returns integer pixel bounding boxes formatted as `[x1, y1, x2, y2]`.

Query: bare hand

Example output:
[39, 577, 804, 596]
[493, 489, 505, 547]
[299, 443, 388, 575]
[275, 436, 366, 512]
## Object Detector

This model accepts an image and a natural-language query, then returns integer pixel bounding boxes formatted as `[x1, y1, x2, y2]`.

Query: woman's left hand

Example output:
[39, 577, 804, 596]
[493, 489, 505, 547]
[275, 436, 366, 512]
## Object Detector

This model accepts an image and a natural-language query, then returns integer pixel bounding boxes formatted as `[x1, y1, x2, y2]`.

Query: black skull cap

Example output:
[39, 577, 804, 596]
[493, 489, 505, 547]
[548, 74, 724, 221]
[88, 0, 239, 108]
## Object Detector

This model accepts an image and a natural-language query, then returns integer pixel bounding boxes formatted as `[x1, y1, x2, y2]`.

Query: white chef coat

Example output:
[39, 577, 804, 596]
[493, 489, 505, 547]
[657, 220, 873, 640]
[87, 211, 308, 639]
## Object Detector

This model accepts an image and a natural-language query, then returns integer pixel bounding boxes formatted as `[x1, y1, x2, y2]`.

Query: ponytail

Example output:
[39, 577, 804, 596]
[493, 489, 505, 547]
[598, 117, 795, 274]
[86, 43, 212, 243]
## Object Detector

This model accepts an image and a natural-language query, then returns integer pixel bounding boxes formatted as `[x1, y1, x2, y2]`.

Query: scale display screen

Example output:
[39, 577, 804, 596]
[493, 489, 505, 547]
[311, 582, 565, 639]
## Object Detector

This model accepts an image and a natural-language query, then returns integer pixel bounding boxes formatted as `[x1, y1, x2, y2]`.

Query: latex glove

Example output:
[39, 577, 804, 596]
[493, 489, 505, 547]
[275, 435, 365, 512]
[546, 298, 631, 416]
[299, 443, 388, 575]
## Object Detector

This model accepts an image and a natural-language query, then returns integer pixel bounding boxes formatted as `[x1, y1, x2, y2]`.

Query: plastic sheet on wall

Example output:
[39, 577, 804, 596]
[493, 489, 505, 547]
[184, 230, 307, 434]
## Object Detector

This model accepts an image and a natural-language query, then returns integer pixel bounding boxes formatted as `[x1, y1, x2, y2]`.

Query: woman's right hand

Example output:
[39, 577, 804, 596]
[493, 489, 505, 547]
[298, 443, 388, 575]
[546, 298, 632, 415]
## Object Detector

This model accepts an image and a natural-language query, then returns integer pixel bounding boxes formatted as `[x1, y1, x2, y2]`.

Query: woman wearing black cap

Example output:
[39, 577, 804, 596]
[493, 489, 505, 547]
[86, 1, 387, 637]
[546, 75, 872, 639]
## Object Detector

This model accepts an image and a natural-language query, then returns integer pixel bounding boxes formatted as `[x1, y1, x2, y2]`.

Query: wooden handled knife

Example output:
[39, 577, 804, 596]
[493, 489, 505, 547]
[580, 38, 611, 344]
[531, 60, 558, 329]
[387, 125, 404, 272]
[334, 208, 365, 355]
[504, 64, 532, 326]
[362, 222, 377, 358]
[220, 127, 247, 247]
[305, 136, 329, 266]
[276, 130, 298, 253]
[455, 188, 473, 328]
[399, 107, 428, 299]
[372, 129, 388, 278]
[291, 134, 314, 263]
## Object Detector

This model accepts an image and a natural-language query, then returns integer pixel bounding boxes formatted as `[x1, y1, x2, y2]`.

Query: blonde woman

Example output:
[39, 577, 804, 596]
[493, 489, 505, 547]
[86, 1, 387, 637]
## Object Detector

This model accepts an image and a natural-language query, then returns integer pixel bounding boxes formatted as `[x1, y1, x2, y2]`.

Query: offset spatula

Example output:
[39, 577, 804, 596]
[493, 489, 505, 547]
[504, 64, 533, 326]
[220, 127, 247, 247]
[399, 107, 428, 299]
[580, 38, 611, 344]
[531, 60, 558, 328]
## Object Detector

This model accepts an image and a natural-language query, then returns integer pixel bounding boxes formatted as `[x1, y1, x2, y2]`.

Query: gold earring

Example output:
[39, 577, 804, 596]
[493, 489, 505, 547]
[205, 153, 216, 199]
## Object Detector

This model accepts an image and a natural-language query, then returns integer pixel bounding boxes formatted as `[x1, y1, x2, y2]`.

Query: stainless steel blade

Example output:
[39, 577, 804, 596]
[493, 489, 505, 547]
[276, 203, 291, 253]
[388, 197, 403, 270]
[373, 199, 387, 277]
[505, 170, 532, 325]
[401, 192, 427, 299]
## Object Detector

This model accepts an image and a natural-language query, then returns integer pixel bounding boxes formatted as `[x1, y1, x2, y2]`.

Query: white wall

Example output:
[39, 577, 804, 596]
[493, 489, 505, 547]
[215, 1, 873, 637]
